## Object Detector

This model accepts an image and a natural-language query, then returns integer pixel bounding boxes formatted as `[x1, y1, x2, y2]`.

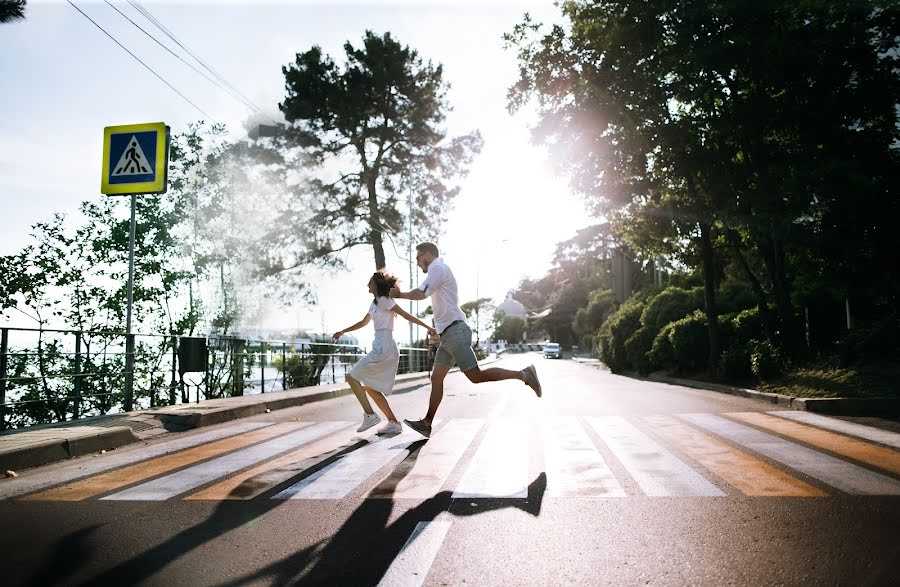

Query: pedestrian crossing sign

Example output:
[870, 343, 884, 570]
[101, 122, 170, 195]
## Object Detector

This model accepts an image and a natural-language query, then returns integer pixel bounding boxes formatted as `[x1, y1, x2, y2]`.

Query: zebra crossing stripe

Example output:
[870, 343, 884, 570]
[643, 415, 826, 496]
[370, 419, 483, 499]
[2, 422, 271, 501]
[452, 418, 529, 499]
[23, 422, 297, 501]
[727, 412, 900, 477]
[681, 413, 900, 495]
[274, 428, 424, 499]
[101, 422, 350, 501]
[186, 422, 358, 500]
[377, 520, 453, 587]
[542, 417, 625, 498]
[769, 411, 900, 450]
[586, 416, 725, 497]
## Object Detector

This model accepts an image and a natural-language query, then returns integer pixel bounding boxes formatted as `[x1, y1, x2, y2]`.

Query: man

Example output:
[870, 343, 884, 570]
[390, 242, 542, 438]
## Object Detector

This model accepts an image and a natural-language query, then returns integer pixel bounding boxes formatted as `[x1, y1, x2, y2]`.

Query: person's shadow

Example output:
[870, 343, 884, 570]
[29, 431, 546, 586]
[216, 439, 547, 585]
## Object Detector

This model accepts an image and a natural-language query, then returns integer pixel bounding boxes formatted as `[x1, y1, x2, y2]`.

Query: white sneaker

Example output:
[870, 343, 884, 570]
[357, 413, 381, 432]
[376, 421, 402, 435]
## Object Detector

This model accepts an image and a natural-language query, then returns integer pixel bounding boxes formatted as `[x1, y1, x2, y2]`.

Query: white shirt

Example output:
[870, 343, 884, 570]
[418, 257, 466, 334]
[368, 296, 397, 331]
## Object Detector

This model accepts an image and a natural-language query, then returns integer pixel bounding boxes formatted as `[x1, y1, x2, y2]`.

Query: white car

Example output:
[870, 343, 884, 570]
[542, 342, 561, 359]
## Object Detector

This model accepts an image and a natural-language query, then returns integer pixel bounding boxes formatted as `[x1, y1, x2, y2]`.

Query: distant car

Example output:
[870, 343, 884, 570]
[543, 342, 561, 359]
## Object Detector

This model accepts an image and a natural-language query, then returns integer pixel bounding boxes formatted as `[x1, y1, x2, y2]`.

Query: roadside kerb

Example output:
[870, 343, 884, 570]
[1, 355, 500, 472]
[571, 357, 899, 416]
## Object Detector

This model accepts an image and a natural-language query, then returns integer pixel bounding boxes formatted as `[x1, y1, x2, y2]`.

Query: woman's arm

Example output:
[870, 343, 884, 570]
[392, 305, 437, 336]
[332, 313, 372, 340]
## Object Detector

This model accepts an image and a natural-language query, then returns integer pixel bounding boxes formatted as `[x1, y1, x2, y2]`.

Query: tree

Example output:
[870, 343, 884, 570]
[460, 297, 494, 343]
[279, 31, 483, 270]
[0, 0, 26, 24]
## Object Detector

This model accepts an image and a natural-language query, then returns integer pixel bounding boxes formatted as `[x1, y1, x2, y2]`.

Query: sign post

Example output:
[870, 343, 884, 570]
[101, 122, 170, 411]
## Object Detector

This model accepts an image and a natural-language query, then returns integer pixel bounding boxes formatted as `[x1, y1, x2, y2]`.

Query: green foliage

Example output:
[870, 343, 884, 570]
[491, 311, 525, 344]
[716, 280, 758, 315]
[750, 340, 785, 380]
[640, 287, 704, 333]
[718, 344, 753, 380]
[666, 311, 710, 375]
[624, 326, 657, 375]
[597, 298, 645, 372]
[272, 342, 338, 388]
[280, 31, 483, 269]
[574, 288, 614, 348]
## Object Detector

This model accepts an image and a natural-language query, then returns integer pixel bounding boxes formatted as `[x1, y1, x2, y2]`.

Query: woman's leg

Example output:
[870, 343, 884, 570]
[364, 386, 398, 422]
[347, 375, 375, 414]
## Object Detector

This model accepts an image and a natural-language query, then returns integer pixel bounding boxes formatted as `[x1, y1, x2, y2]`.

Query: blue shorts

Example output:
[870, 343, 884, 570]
[434, 321, 478, 372]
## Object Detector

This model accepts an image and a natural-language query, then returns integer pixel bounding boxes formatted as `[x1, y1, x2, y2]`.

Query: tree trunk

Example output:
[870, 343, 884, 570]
[698, 221, 720, 374]
[725, 229, 778, 344]
[367, 175, 386, 269]
[758, 231, 801, 357]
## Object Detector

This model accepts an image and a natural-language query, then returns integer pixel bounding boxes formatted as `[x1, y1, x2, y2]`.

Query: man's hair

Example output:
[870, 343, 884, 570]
[371, 268, 399, 301]
[416, 242, 439, 257]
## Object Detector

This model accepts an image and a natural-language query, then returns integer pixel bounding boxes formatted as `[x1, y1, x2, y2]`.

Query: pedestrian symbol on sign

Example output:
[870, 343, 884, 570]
[113, 136, 151, 176]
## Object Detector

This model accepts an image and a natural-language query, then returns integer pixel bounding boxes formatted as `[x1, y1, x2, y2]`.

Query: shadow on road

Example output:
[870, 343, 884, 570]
[25, 425, 546, 586]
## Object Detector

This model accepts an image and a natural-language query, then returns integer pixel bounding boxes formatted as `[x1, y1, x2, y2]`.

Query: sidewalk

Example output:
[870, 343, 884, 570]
[0, 355, 502, 473]
[0, 370, 432, 473]
[572, 357, 900, 416]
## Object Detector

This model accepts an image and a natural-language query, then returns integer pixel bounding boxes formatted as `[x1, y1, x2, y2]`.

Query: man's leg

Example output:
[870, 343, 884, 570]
[463, 365, 525, 384]
[424, 364, 451, 424]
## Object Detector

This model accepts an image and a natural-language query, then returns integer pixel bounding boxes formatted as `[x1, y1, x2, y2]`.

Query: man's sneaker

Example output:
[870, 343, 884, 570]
[357, 413, 382, 432]
[376, 421, 403, 435]
[523, 364, 542, 398]
[403, 418, 432, 438]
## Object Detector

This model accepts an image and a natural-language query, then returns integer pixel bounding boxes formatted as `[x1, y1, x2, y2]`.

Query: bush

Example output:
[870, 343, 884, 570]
[731, 306, 766, 344]
[640, 287, 704, 333]
[716, 280, 758, 314]
[668, 311, 710, 374]
[749, 339, 784, 379]
[649, 322, 676, 370]
[624, 326, 657, 374]
[598, 299, 645, 372]
[719, 343, 752, 379]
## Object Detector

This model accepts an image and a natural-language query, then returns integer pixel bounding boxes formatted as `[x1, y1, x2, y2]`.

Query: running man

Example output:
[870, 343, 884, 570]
[390, 242, 542, 438]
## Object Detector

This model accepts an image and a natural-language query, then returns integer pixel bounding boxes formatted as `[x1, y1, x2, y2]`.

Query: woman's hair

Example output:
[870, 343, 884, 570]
[371, 268, 399, 301]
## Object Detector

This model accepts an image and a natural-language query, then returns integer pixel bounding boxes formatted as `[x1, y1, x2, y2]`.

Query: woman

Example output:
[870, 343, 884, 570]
[332, 269, 437, 435]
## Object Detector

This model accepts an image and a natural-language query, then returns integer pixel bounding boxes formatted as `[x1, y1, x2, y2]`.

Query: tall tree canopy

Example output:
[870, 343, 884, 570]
[280, 31, 483, 270]
[0, 0, 26, 24]
[507, 1, 900, 364]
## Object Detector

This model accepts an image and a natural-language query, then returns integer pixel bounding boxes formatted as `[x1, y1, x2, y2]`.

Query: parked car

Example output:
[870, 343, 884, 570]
[543, 342, 561, 359]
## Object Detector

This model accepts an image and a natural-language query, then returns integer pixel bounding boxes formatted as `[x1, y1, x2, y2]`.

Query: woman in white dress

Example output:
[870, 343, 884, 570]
[332, 269, 437, 435]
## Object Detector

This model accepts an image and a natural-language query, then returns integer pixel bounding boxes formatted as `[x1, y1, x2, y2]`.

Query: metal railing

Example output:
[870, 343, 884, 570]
[0, 326, 430, 430]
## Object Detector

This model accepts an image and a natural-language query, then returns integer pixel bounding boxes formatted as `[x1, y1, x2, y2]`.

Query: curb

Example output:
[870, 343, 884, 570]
[1, 356, 502, 472]
[645, 373, 900, 416]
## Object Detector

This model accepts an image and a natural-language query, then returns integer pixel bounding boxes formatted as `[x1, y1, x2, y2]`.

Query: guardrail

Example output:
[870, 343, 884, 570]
[0, 326, 430, 430]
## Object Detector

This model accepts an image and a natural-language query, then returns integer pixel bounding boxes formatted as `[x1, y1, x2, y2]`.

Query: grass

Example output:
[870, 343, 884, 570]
[756, 360, 900, 399]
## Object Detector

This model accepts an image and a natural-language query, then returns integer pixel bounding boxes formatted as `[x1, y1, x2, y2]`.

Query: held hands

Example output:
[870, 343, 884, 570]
[332, 331, 344, 341]
[389, 286, 402, 298]
[426, 326, 438, 338]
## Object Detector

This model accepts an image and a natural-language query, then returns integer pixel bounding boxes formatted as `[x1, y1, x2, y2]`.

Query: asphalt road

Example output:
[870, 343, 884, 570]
[1, 354, 898, 586]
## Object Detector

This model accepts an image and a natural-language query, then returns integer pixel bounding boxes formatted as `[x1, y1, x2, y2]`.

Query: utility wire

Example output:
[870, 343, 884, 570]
[66, 0, 218, 123]
[103, 0, 258, 113]
[126, 0, 266, 115]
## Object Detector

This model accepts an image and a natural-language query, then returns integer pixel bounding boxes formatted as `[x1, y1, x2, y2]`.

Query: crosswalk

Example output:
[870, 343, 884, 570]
[5, 411, 900, 502]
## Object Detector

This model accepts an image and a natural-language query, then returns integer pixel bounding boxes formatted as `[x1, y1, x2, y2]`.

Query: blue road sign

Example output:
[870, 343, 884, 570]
[101, 122, 169, 195]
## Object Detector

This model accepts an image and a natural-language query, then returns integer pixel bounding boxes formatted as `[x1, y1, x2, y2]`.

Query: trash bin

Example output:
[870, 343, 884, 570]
[177, 337, 208, 374]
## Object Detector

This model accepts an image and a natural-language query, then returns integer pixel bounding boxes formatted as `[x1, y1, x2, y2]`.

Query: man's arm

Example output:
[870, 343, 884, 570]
[390, 286, 427, 301]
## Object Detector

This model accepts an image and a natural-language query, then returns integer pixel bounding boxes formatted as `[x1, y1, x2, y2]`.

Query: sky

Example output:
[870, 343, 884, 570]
[0, 0, 595, 348]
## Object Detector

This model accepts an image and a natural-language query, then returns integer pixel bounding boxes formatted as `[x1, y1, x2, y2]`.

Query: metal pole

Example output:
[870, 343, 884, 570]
[124, 193, 137, 412]
[0, 328, 8, 431]
[260, 342, 266, 394]
[74, 331, 82, 420]
[281, 343, 287, 390]
[408, 190, 414, 347]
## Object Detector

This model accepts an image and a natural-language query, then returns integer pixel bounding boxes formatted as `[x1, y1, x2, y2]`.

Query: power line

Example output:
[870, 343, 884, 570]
[66, 0, 218, 123]
[103, 0, 258, 113]
[126, 0, 266, 115]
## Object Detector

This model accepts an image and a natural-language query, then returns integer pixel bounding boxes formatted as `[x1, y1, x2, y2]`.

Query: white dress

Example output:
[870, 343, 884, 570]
[348, 296, 400, 395]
